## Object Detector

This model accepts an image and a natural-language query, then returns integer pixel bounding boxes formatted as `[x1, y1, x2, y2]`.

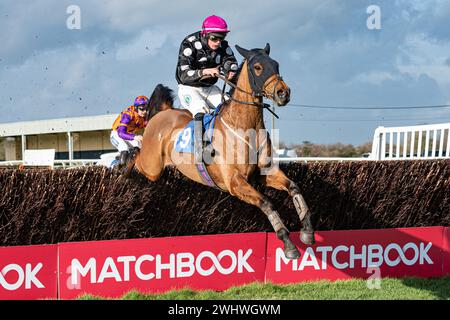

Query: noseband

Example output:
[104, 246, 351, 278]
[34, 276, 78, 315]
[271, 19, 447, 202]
[261, 74, 283, 101]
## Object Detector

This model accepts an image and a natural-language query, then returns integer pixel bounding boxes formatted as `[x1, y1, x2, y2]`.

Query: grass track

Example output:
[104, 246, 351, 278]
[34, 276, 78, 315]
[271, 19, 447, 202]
[79, 276, 450, 300]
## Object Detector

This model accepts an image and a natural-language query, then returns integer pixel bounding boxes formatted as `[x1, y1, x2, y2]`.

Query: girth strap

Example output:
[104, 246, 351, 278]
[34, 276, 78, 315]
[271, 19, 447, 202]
[196, 163, 220, 190]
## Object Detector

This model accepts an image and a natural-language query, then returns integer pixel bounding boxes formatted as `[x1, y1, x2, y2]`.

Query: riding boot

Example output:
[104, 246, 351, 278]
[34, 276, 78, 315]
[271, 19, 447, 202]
[132, 147, 140, 153]
[194, 112, 205, 164]
[119, 151, 129, 168]
[131, 147, 140, 160]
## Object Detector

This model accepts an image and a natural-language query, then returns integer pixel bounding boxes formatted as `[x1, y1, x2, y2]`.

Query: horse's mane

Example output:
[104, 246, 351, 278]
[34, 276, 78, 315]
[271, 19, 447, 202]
[148, 84, 175, 119]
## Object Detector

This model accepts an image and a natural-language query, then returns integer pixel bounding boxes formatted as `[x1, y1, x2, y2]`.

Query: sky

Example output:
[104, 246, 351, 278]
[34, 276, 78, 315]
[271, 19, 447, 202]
[1, 0, 450, 145]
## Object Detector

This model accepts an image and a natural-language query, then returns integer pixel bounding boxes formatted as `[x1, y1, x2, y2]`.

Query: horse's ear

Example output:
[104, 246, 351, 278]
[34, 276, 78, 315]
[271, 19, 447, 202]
[235, 45, 250, 59]
[264, 43, 270, 55]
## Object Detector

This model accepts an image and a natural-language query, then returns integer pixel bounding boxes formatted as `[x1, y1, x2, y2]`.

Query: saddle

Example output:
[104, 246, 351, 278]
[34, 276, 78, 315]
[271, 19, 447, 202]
[174, 106, 222, 189]
[175, 105, 221, 154]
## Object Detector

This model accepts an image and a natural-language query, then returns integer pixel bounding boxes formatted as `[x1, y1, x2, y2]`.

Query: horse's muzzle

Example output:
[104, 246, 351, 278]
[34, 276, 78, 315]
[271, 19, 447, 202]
[275, 87, 290, 106]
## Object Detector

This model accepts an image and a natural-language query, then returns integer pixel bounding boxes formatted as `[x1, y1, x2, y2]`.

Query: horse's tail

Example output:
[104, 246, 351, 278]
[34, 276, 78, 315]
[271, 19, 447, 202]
[148, 84, 175, 119]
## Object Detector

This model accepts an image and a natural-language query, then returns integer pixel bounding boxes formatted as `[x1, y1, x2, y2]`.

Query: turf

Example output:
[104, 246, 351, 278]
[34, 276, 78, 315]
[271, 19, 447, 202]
[78, 276, 450, 300]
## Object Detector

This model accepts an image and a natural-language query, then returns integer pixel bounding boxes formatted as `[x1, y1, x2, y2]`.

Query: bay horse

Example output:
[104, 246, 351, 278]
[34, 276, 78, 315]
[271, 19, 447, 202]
[132, 44, 315, 259]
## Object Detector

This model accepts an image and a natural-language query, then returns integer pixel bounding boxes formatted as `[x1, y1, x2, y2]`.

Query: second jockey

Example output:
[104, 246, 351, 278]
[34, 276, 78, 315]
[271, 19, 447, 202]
[110, 96, 149, 167]
[175, 15, 238, 163]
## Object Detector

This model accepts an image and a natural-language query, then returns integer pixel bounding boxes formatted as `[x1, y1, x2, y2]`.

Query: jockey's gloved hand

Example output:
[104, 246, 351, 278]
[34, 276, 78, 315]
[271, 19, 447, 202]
[202, 67, 219, 77]
[222, 62, 237, 82]
[227, 71, 236, 80]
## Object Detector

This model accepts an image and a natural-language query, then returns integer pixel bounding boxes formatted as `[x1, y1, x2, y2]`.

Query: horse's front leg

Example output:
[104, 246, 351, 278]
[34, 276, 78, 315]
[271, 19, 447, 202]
[229, 172, 300, 259]
[260, 168, 315, 245]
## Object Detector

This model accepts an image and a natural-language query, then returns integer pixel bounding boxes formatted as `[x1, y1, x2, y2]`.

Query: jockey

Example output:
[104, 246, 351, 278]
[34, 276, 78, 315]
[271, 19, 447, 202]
[175, 15, 238, 163]
[110, 96, 149, 167]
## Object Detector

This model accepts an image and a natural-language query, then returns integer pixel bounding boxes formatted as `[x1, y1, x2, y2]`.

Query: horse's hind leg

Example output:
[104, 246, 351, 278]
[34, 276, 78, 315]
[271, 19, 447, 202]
[260, 168, 315, 245]
[229, 173, 300, 259]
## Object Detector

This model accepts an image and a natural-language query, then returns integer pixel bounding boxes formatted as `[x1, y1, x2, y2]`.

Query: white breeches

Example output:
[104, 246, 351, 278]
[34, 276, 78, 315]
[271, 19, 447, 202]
[110, 130, 141, 152]
[178, 84, 225, 117]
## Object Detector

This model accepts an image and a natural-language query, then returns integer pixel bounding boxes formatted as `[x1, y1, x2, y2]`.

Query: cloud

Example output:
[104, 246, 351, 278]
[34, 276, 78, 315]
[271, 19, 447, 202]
[115, 29, 169, 61]
[1, 0, 450, 145]
[0, 40, 179, 122]
[396, 33, 450, 88]
[351, 71, 399, 86]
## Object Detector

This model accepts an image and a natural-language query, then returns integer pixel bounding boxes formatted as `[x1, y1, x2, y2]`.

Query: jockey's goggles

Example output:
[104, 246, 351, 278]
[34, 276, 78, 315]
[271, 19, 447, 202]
[137, 105, 149, 111]
[208, 34, 225, 42]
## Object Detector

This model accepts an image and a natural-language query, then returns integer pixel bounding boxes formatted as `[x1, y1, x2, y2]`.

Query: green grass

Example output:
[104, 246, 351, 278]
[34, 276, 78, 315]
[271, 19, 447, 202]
[78, 276, 450, 300]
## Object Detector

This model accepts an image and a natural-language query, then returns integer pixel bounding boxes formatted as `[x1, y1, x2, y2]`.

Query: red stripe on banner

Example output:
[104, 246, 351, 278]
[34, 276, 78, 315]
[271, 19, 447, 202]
[58, 233, 267, 299]
[265, 227, 445, 284]
[0, 245, 58, 300]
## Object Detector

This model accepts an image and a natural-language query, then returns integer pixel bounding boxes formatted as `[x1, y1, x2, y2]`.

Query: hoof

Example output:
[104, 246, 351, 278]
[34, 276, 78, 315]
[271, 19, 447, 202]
[284, 247, 301, 260]
[300, 232, 315, 245]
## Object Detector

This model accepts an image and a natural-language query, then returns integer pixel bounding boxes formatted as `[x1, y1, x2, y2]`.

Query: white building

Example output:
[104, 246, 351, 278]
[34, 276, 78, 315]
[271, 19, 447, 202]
[0, 114, 119, 161]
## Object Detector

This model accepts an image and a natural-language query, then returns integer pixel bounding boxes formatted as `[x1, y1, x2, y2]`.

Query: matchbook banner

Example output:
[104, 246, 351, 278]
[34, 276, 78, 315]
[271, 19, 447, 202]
[265, 227, 446, 284]
[0, 244, 57, 300]
[0, 227, 449, 299]
[57, 233, 267, 299]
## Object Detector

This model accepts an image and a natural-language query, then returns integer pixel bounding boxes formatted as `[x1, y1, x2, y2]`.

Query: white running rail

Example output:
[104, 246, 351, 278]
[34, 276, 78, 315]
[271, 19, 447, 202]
[370, 123, 450, 160]
[0, 159, 98, 169]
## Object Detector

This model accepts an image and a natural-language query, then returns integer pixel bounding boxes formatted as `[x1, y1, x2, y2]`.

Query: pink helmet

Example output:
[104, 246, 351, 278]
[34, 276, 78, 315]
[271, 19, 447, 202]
[201, 15, 230, 35]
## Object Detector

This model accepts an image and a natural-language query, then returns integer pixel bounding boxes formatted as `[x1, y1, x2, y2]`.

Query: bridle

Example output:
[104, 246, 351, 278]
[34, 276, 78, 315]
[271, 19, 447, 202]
[261, 75, 283, 101]
[216, 60, 282, 119]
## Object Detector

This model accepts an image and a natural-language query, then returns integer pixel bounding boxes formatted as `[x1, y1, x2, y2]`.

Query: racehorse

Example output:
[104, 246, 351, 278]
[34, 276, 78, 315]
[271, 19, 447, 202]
[131, 44, 315, 259]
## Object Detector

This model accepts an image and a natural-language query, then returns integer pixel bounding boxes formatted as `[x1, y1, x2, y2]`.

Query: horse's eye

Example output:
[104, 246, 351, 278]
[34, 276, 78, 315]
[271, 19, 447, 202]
[254, 65, 262, 71]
